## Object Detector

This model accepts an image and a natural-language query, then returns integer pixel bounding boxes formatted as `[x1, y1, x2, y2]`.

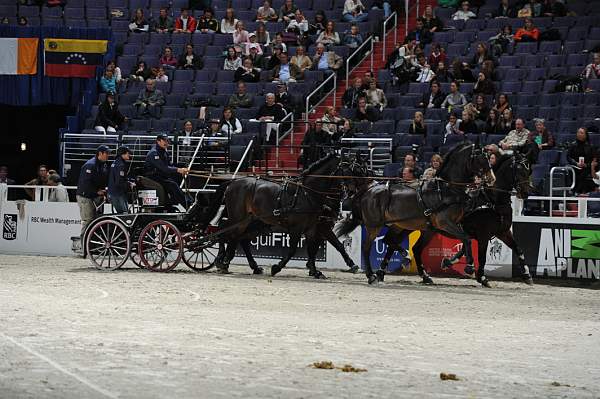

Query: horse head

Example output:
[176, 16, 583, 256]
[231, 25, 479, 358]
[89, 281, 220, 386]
[337, 152, 372, 195]
[511, 153, 532, 200]
[438, 142, 492, 184]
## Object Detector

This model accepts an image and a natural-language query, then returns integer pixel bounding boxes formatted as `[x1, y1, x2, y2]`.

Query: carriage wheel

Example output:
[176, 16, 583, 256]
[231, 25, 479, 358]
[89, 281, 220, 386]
[129, 243, 145, 269]
[86, 219, 131, 271]
[182, 233, 219, 272]
[138, 220, 183, 272]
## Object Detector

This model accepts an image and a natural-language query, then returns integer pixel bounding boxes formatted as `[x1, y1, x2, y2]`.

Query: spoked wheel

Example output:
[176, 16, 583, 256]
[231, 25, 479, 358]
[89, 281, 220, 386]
[86, 219, 131, 271]
[138, 220, 183, 272]
[182, 233, 219, 272]
[129, 243, 145, 269]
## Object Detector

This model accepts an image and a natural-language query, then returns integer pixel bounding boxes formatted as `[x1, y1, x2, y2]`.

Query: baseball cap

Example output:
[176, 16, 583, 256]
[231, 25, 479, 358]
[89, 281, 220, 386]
[97, 145, 111, 153]
[116, 146, 131, 156]
[156, 133, 170, 141]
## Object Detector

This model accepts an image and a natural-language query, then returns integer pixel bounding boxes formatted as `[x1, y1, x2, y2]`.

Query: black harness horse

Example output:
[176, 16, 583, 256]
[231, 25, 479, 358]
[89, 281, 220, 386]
[336, 142, 493, 285]
[199, 153, 369, 278]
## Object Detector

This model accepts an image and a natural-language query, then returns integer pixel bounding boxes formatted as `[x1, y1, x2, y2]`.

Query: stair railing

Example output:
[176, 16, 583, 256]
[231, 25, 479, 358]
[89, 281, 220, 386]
[345, 35, 375, 88]
[304, 72, 337, 122]
[382, 11, 397, 61]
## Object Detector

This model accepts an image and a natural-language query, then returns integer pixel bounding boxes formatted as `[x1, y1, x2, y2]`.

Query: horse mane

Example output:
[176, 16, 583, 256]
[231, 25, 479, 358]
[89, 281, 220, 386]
[437, 142, 472, 176]
[493, 154, 512, 172]
[300, 153, 337, 177]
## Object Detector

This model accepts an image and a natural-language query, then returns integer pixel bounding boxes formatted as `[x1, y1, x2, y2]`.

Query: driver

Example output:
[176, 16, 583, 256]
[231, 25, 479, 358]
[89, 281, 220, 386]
[76, 145, 110, 236]
[144, 133, 190, 207]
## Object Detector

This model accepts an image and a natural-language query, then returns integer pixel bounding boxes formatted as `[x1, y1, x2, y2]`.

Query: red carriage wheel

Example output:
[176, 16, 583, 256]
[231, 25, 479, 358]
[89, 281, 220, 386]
[85, 219, 131, 271]
[137, 220, 183, 272]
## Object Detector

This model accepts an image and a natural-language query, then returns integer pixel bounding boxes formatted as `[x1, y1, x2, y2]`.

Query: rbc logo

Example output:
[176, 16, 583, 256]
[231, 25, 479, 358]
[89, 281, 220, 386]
[3, 214, 17, 240]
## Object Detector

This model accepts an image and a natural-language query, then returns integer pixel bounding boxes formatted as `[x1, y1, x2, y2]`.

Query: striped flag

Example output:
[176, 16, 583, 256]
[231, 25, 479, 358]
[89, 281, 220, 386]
[0, 38, 39, 75]
[44, 38, 108, 78]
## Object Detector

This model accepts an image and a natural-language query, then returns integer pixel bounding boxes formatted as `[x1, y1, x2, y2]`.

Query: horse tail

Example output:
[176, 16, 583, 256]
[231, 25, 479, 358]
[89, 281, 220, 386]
[335, 213, 361, 238]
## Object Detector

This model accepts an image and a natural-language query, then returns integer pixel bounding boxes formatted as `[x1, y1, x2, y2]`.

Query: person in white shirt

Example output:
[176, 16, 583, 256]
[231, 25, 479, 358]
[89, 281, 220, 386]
[221, 8, 238, 34]
[343, 0, 368, 23]
[220, 107, 243, 136]
[452, 1, 477, 21]
[48, 174, 69, 202]
[287, 10, 309, 35]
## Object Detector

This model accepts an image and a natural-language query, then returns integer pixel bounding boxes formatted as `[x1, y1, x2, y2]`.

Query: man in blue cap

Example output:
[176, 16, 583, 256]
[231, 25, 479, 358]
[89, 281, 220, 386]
[144, 133, 190, 207]
[108, 146, 133, 214]
[77, 145, 110, 236]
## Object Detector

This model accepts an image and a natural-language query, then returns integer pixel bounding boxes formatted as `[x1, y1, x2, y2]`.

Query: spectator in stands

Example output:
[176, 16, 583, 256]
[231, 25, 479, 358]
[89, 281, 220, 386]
[301, 120, 330, 168]
[224, 46, 243, 71]
[106, 61, 122, 83]
[441, 81, 467, 113]
[409, 111, 427, 136]
[343, 0, 368, 23]
[498, 108, 515, 135]
[568, 127, 598, 194]
[528, 119, 555, 151]
[354, 96, 379, 122]
[316, 21, 341, 47]
[386, 40, 416, 80]
[514, 18, 540, 42]
[235, 57, 261, 82]
[174, 8, 196, 33]
[343, 77, 365, 109]
[494, 0, 516, 18]
[414, 54, 435, 83]
[99, 70, 117, 93]
[17, 16, 28, 26]
[312, 43, 343, 72]
[452, 60, 475, 83]
[423, 154, 443, 179]
[421, 5, 443, 33]
[403, 153, 422, 178]
[471, 94, 489, 122]
[362, 71, 380, 90]
[130, 61, 151, 82]
[291, 46, 312, 74]
[428, 43, 446, 72]
[287, 9, 309, 38]
[321, 106, 341, 136]
[401, 167, 418, 186]
[232, 21, 250, 45]
[445, 113, 462, 140]
[434, 61, 452, 82]
[473, 72, 495, 96]
[178, 44, 203, 70]
[583, 53, 600, 86]
[47, 174, 69, 202]
[244, 34, 264, 56]
[481, 59, 497, 81]
[154, 67, 168, 82]
[0, 166, 15, 185]
[130, 8, 149, 32]
[25, 165, 49, 200]
[159, 46, 178, 69]
[256, 93, 287, 143]
[518, 0, 544, 18]
[452, 1, 476, 21]
[256, 0, 278, 22]
[309, 10, 328, 35]
[220, 107, 243, 136]
[275, 82, 295, 113]
[254, 23, 271, 46]
[365, 79, 387, 111]
[279, 0, 298, 23]
[271, 33, 288, 53]
[180, 120, 197, 146]
[221, 8, 238, 34]
[334, 118, 354, 142]
[247, 44, 265, 69]
[470, 43, 494, 69]
[489, 25, 514, 57]
[485, 109, 501, 134]
[406, 18, 432, 47]
[95, 92, 126, 134]
[493, 93, 511, 114]
[272, 52, 302, 83]
[267, 44, 283, 70]
[458, 110, 479, 134]
[342, 24, 363, 49]
[499, 118, 529, 154]
[419, 80, 445, 109]
[154, 7, 174, 33]
[542, 0, 567, 17]
[197, 8, 219, 33]
[1, 17, 9, 25]
[134, 79, 165, 119]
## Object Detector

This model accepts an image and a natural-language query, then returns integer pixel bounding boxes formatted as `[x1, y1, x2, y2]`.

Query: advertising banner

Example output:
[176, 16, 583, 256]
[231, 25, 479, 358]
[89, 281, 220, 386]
[513, 222, 600, 280]
[421, 234, 479, 277]
[235, 232, 326, 262]
[361, 227, 418, 273]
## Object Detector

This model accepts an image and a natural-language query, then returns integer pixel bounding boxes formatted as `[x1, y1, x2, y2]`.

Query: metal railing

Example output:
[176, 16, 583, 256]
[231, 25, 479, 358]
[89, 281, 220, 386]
[382, 11, 398, 61]
[0, 184, 78, 202]
[346, 35, 375, 88]
[517, 195, 600, 219]
[548, 166, 576, 215]
[340, 137, 393, 173]
[305, 72, 337, 121]
[232, 140, 254, 178]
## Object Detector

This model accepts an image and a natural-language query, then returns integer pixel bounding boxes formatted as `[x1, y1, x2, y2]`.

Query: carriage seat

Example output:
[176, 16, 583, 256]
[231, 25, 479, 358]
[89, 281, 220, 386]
[136, 176, 168, 208]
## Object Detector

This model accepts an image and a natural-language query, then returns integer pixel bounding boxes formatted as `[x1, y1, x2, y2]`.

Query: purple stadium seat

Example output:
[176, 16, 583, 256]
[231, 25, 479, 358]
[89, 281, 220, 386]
[454, 31, 476, 43]
[561, 93, 583, 106]
[111, 19, 130, 31]
[43, 17, 64, 27]
[432, 31, 454, 44]
[539, 93, 560, 107]
[514, 42, 537, 55]
[304, 71, 323, 82]
[152, 118, 176, 132]
[476, 30, 497, 42]
[165, 93, 186, 106]
[538, 150, 560, 166]
[171, 34, 191, 46]
[64, 7, 84, 18]
[563, 41, 584, 55]
[213, 34, 233, 47]
[560, 106, 581, 120]
[542, 80, 558, 92]
[587, 80, 600, 92]
[583, 106, 600, 119]
[553, 17, 577, 28]
[194, 82, 216, 94]
[66, 18, 86, 27]
[584, 93, 600, 106]
[19, 6, 39, 17]
[194, 70, 214, 81]
[203, 57, 221, 69]
[446, 43, 467, 57]
[149, 32, 171, 46]
[123, 43, 143, 56]
[155, 81, 171, 94]
[538, 41, 561, 55]
[589, 27, 600, 40]
[87, 8, 107, 19]
[464, 19, 485, 31]
[216, 70, 234, 82]
[566, 54, 588, 66]
[371, 120, 395, 135]
[517, 94, 538, 107]
[567, 28, 588, 42]
[445, 19, 465, 31]
[129, 0, 149, 9]
[235, 108, 256, 119]
[173, 69, 194, 81]
[523, 54, 542, 68]
[130, 119, 151, 131]
[161, 107, 183, 119]
[558, 120, 578, 134]
[537, 107, 557, 121]
[516, 106, 538, 121]
[127, 33, 149, 44]
[192, 34, 213, 46]
[502, 68, 526, 82]
[231, 0, 251, 9]
[204, 45, 224, 57]
[313, 0, 332, 10]
[217, 82, 236, 95]
[498, 55, 520, 68]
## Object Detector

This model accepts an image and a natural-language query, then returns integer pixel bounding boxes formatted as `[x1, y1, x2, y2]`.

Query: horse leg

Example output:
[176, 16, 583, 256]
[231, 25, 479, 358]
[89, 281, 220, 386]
[412, 231, 434, 284]
[217, 238, 238, 274]
[476, 240, 491, 288]
[498, 231, 533, 285]
[211, 241, 227, 268]
[270, 233, 301, 277]
[441, 241, 466, 270]
[377, 228, 408, 283]
[463, 241, 476, 277]
[305, 236, 326, 279]
[322, 228, 359, 274]
[363, 227, 380, 285]
[240, 239, 264, 275]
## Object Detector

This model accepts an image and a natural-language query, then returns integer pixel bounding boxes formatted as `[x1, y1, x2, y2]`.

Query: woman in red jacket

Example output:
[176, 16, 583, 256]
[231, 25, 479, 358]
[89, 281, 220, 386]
[514, 18, 539, 42]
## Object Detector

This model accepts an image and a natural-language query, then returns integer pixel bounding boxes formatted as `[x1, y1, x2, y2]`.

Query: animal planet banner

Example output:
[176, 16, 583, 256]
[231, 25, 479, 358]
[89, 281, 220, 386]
[513, 222, 600, 280]
[361, 227, 419, 273]
[234, 232, 326, 262]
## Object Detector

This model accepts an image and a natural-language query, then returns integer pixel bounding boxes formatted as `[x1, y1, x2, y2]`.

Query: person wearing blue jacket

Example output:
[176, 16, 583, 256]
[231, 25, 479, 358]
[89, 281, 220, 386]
[76, 145, 110, 236]
[108, 146, 132, 214]
[144, 133, 189, 207]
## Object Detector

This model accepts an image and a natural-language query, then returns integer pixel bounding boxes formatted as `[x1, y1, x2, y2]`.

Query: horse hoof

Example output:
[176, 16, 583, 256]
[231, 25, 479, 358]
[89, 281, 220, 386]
[347, 265, 360, 274]
[271, 265, 283, 276]
[464, 265, 476, 277]
[313, 270, 327, 279]
[216, 267, 231, 274]
[422, 275, 434, 285]
[367, 274, 378, 285]
[478, 276, 492, 288]
[441, 258, 453, 270]
[253, 267, 264, 275]
[376, 270, 385, 283]
[522, 274, 533, 285]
